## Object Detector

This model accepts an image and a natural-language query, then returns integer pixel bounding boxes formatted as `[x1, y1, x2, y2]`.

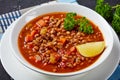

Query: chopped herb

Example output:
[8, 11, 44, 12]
[64, 12, 76, 30]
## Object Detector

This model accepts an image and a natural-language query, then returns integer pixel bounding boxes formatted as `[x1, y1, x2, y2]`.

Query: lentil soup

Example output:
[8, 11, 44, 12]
[18, 12, 104, 73]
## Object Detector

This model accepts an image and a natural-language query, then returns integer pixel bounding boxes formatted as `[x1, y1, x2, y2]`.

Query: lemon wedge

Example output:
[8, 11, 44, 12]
[76, 41, 105, 57]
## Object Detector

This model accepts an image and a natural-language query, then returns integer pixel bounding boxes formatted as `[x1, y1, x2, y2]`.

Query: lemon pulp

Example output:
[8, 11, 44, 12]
[76, 41, 105, 57]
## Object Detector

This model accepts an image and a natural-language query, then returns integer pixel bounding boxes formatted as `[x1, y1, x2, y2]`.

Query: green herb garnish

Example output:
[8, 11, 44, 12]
[112, 5, 120, 33]
[64, 12, 94, 34]
[78, 17, 94, 34]
[95, 0, 113, 21]
[64, 12, 76, 30]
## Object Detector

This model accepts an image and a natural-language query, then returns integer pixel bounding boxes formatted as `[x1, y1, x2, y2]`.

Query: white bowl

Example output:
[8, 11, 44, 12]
[10, 3, 113, 76]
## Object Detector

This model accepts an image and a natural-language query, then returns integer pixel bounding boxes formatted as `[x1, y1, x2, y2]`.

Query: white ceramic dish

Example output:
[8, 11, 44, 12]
[10, 3, 113, 76]
[0, 21, 120, 80]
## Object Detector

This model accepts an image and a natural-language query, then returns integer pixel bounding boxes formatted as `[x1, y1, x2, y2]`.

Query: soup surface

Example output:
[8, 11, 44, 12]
[18, 12, 104, 73]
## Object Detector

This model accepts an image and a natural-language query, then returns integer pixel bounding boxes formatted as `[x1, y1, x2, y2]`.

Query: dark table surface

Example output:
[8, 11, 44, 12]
[0, 0, 120, 80]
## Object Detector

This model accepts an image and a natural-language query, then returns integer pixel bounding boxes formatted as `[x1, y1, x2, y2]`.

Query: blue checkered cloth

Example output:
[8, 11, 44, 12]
[0, 0, 120, 80]
[0, 11, 21, 40]
[0, 11, 21, 33]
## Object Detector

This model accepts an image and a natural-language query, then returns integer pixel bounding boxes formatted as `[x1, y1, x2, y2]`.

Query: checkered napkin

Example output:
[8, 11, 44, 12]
[0, 0, 119, 80]
[0, 11, 21, 40]
[0, 11, 21, 33]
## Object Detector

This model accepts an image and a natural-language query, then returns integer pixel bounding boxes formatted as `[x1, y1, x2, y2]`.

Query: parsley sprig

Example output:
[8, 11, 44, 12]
[112, 5, 120, 33]
[95, 0, 112, 21]
[78, 17, 94, 34]
[64, 12, 76, 30]
[95, 0, 120, 33]
[64, 12, 94, 34]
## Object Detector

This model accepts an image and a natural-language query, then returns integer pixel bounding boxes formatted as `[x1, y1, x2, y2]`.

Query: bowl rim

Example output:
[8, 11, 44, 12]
[9, 2, 114, 76]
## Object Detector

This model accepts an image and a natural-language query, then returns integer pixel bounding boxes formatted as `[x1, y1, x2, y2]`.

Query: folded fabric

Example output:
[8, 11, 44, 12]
[0, 11, 21, 33]
[0, 11, 21, 40]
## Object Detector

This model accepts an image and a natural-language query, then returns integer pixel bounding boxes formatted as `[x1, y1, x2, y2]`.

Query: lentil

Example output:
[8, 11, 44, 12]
[18, 12, 104, 73]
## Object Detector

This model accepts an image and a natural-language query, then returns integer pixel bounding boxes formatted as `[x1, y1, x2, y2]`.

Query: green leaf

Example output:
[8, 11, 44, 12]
[64, 12, 76, 30]
[112, 6, 120, 33]
[95, 0, 112, 21]
[78, 17, 94, 34]
[96, 0, 104, 5]
[64, 12, 94, 34]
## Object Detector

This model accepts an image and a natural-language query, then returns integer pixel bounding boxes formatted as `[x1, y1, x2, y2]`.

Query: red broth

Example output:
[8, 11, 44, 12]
[18, 12, 104, 73]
